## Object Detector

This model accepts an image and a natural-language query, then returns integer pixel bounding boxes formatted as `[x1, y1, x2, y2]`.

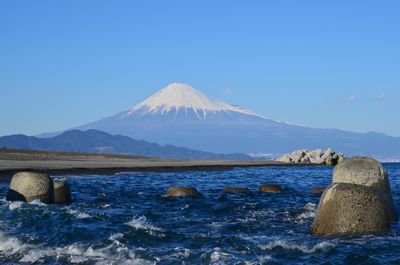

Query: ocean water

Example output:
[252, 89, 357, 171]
[0, 164, 400, 264]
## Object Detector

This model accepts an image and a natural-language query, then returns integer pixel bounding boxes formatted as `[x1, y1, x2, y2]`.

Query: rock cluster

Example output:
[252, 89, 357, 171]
[277, 148, 344, 166]
[311, 157, 397, 236]
[6, 172, 72, 204]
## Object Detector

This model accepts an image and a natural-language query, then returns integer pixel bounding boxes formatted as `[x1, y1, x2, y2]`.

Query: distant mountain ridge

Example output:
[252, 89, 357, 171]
[0, 130, 251, 160]
[40, 83, 400, 160]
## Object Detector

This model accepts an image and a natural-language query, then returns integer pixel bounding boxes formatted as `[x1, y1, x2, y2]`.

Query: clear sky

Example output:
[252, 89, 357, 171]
[0, 1, 399, 137]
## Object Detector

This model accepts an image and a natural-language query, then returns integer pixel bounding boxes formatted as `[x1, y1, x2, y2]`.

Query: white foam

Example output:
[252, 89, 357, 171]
[296, 211, 316, 220]
[160, 247, 192, 260]
[180, 204, 190, 210]
[66, 208, 91, 219]
[257, 254, 273, 263]
[0, 231, 28, 255]
[125, 216, 164, 234]
[295, 203, 317, 224]
[109, 233, 124, 241]
[5, 199, 49, 211]
[209, 248, 231, 264]
[29, 199, 48, 207]
[259, 240, 335, 253]
[19, 248, 53, 263]
[174, 247, 191, 259]
[0, 229, 155, 264]
[304, 202, 317, 211]
[8, 201, 24, 210]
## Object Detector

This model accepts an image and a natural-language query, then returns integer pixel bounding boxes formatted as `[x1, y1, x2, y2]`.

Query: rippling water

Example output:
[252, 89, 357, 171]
[0, 164, 400, 264]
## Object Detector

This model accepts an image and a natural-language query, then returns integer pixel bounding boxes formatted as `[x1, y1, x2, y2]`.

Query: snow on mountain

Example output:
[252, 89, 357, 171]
[123, 82, 263, 119]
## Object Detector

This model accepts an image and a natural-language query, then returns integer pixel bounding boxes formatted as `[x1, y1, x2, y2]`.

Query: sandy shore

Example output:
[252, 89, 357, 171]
[0, 148, 311, 179]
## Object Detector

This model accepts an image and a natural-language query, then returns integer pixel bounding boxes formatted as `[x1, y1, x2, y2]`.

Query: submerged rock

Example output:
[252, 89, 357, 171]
[333, 157, 398, 222]
[277, 148, 345, 166]
[311, 183, 390, 236]
[311, 187, 326, 194]
[259, 184, 282, 193]
[6, 172, 54, 204]
[53, 180, 72, 204]
[164, 186, 200, 197]
[223, 187, 251, 193]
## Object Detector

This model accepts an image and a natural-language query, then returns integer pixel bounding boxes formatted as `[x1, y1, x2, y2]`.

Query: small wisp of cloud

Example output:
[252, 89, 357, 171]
[346, 95, 357, 102]
[223, 88, 233, 96]
[376, 92, 386, 100]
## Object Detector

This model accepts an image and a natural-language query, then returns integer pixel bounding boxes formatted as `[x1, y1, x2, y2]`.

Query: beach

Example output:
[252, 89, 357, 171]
[0, 148, 306, 179]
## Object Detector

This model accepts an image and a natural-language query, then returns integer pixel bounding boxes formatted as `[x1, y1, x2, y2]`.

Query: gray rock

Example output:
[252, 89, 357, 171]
[309, 156, 323, 164]
[53, 180, 72, 204]
[333, 157, 398, 221]
[6, 172, 54, 204]
[311, 183, 390, 236]
[300, 156, 310, 163]
[321, 148, 333, 160]
[291, 151, 304, 163]
[164, 186, 200, 197]
[310, 149, 323, 158]
[309, 149, 324, 164]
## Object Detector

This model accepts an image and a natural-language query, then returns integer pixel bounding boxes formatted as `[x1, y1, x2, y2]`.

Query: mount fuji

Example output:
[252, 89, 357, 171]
[69, 83, 400, 159]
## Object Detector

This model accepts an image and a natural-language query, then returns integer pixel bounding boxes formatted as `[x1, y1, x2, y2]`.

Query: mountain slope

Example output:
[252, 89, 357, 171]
[61, 83, 400, 160]
[0, 130, 251, 160]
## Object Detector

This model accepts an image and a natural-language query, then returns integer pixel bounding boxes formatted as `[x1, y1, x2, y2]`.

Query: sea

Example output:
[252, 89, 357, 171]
[0, 164, 400, 264]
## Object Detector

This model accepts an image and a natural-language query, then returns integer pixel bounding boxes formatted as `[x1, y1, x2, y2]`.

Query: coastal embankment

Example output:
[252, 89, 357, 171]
[0, 148, 313, 179]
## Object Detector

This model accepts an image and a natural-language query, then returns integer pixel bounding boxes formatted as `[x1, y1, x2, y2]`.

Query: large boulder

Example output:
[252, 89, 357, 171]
[53, 180, 72, 204]
[6, 172, 55, 204]
[164, 186, 200, 197]
[311, 183, 390, 236]
[333, 157, 398, 222]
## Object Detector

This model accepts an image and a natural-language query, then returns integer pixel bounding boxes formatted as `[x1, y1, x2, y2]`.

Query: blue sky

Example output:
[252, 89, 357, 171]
[0, 1, 399, 137]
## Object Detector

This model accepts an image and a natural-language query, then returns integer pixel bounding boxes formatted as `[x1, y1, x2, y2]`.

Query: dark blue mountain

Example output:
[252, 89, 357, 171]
[0, 129, 250, 160]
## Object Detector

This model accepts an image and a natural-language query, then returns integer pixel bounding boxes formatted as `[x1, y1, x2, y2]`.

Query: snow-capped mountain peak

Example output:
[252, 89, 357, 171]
[70, 82, 400, 159]
[124, 82, 263, 119]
